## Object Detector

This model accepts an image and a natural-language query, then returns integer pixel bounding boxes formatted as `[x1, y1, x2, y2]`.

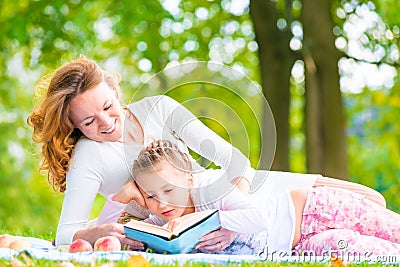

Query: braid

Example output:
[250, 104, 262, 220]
[132, 140, 192, 179]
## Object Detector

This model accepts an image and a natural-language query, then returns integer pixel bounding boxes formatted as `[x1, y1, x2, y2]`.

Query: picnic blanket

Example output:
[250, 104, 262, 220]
[0, 237, 263, 264]
[1, 237, 398, 265]
[0, 248, 262, 265]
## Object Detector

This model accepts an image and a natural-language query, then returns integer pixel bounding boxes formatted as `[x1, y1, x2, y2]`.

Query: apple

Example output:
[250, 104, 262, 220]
[69, 239, 93, 253]
[0, 234, 17, 248]
[94, 236, 121, 252]
[9, 238, 32, 251]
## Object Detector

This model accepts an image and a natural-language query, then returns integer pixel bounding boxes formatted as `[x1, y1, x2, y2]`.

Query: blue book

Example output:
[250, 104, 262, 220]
[123, 210, 221, 254]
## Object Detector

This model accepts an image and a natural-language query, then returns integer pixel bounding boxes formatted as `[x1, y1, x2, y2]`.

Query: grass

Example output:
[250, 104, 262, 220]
[0, 254, 395, 267]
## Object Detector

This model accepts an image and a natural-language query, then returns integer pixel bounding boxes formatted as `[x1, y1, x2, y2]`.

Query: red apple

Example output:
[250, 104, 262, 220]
[0, 234, 17, 248]
[94, 236, 121, 252]
[69, 239, 93, 253]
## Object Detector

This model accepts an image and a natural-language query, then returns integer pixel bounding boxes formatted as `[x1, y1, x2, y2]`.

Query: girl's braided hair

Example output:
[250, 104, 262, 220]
[132, 140, 192, 178]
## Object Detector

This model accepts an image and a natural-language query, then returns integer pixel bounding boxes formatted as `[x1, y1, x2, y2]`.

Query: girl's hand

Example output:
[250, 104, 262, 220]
[112, 181, 146, 208]
[195, 227, 236, 252]
[165, 215, 189, 232]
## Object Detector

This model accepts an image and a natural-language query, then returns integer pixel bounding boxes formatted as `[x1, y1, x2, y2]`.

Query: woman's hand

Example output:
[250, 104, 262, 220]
[195, 227, 236, 252]
[73, 223, 145, 251]
[112, 181, 146, 208]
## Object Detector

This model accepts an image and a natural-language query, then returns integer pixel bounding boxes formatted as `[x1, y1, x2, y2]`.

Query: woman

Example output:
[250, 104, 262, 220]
[27, 56, 385, 250]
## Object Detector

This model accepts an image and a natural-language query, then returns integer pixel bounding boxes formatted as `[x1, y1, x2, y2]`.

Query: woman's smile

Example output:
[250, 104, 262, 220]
[101, 119, 117, 134]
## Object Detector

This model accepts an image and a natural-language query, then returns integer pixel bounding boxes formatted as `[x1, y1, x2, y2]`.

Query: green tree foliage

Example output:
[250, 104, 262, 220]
[0, 0, 262, 236]
[346, 84, 400, 212]
[331, 0, 400, 211]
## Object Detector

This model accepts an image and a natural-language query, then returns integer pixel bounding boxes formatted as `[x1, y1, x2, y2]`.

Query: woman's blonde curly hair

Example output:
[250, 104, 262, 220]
[27, 56, 120, 192]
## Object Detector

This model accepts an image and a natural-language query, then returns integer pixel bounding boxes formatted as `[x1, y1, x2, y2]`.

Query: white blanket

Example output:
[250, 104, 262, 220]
[0, 248, 260, 265]
[2, 245, 393, 265]
[0, 237, 262, 264]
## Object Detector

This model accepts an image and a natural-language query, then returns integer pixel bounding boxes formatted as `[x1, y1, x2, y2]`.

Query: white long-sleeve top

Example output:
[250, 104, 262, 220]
[98, 172, 297, 254]
[56, 95, 319, 246]
[56, 95, 256, 245]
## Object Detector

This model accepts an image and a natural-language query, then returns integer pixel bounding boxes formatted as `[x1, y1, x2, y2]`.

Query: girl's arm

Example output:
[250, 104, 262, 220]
[217, 188, 272, 234]
[96, 195, 129, 226]
[97, 182, 146, 225]
[195, 187, 277, 251]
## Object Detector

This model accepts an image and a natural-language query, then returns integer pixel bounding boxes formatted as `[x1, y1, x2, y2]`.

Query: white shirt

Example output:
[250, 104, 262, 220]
[56, 95, 319, 246]
[56, 95, 256, 245]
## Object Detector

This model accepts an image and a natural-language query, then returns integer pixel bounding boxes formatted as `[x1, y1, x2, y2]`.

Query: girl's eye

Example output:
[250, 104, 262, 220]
[104, 103, 112, 111]
[165, 188, 173, 193]
[85, 119, 94, 126]
[147, 195, 155, 199]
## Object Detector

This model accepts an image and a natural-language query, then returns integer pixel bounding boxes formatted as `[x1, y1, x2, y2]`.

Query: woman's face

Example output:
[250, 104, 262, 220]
[69, 82, 124, 142]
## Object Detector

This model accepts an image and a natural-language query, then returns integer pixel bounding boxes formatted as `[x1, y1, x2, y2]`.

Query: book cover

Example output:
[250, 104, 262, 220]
[123, 210, 221, 254]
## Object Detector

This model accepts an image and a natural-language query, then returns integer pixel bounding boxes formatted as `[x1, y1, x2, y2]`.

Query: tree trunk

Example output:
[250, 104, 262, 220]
[250, 0, 294, 171]
[301, 0, 349, 179]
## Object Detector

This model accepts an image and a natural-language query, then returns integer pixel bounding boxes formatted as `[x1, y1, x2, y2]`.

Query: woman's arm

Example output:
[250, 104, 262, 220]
[153, 95, 255, 193]
[55, 141, 103, 246]
[55, 140, 142, 248]
[66, 187, 144, 249]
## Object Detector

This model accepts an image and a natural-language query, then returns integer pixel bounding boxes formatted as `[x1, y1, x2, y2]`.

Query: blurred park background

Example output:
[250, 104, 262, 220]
[1, 0, 399, 237]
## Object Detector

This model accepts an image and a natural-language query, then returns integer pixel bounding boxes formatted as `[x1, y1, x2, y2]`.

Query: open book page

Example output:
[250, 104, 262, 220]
[124, 209, 217, 240]
[168, 210, 217, 236]
[125, 219, 173, 239]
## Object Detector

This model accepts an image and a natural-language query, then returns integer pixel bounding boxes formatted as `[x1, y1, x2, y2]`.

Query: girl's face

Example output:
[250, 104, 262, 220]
[69, 82, 124, 142]
[136, 161, 194, 222]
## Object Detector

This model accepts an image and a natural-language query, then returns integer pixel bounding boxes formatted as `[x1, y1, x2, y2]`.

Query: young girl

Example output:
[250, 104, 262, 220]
[99, 140, 400, 256]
